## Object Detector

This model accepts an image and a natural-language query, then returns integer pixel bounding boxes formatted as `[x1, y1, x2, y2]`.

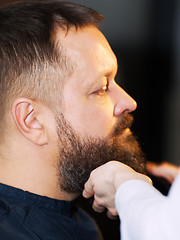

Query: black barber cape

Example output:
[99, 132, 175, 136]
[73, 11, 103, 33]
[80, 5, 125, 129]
[0, 183, 102, 240]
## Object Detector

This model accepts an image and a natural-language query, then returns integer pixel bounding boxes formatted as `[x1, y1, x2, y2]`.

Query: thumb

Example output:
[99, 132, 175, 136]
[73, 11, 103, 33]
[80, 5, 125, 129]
[82, 179, 94, 198]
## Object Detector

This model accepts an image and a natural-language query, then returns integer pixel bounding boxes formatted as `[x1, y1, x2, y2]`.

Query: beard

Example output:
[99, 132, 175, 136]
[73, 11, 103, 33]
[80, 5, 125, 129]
[56, 112, 146, 194]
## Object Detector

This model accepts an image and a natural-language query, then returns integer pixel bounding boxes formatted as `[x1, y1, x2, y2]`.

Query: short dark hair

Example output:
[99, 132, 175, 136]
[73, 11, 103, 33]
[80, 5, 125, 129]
[0, 0, 104, 134]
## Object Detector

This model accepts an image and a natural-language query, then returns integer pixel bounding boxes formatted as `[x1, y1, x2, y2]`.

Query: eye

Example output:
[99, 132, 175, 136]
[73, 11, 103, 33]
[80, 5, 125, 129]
[96, 83, 109, 96]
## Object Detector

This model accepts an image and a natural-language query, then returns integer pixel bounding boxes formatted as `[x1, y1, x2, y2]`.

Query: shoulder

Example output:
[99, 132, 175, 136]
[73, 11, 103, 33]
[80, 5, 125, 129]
[0, 198, 40, 240]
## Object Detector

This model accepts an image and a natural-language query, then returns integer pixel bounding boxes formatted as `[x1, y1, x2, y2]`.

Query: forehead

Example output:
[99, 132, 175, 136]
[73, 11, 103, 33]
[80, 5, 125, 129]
[56, 26, 117, 87]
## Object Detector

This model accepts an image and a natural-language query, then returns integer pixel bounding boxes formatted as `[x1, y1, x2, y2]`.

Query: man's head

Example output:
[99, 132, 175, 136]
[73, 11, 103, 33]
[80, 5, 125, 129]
[0, 1, 145, 198]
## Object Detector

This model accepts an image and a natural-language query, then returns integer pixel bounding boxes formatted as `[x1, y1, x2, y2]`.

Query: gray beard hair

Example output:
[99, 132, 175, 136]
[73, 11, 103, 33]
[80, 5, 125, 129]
[56, 112, 146, 194]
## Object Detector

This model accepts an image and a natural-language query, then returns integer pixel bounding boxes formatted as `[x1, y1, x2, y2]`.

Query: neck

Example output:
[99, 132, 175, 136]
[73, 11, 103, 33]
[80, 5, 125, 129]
[0, 142, 78, 201]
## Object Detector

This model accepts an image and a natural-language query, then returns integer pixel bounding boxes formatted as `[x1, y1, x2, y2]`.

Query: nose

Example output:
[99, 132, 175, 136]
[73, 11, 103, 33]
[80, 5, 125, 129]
[113, 84, 137, 116]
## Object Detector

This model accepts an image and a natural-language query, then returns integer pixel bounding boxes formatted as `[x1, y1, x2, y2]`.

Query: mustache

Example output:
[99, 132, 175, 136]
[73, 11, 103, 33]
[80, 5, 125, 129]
[111, 112, 134, 137]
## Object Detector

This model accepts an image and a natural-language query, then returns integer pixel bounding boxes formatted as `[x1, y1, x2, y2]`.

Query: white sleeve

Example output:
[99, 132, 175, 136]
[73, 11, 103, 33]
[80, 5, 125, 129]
[115, 170, 180, 240]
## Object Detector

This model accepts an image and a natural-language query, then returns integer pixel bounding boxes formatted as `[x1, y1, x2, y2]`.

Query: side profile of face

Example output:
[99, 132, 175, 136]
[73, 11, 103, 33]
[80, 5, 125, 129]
[53, 26, 146, 193]
[57, 26, 137, 139]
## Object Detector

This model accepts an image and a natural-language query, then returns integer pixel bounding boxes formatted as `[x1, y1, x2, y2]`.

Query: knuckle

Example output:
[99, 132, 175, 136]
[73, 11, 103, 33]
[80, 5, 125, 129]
[110, 209, 118, 216]
[96, 199, 105, 207]
[94, 196, 104, 207]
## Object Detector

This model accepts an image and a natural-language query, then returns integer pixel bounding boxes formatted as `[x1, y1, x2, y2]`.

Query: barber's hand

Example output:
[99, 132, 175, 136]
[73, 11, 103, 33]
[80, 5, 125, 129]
[147, 161, 179, 184]
[83, 161, 152, 219]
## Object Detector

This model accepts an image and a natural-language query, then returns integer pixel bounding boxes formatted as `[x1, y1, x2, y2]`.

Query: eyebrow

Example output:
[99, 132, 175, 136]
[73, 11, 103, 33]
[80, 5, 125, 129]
[86, 56, 118, 91]
[103, 61, 118, 78]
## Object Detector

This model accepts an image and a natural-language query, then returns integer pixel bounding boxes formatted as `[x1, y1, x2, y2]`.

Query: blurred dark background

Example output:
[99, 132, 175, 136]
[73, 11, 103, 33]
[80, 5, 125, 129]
[1, 0, 179, 239]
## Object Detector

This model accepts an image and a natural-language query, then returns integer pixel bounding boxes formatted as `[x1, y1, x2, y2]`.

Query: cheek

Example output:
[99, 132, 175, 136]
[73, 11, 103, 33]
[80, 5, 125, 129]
[64, 100, 115, 138]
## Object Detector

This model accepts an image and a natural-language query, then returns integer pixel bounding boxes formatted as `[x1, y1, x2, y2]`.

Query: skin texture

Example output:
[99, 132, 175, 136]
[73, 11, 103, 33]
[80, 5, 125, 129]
[83, 161, 152, 218]
[0, 26, 138, 201]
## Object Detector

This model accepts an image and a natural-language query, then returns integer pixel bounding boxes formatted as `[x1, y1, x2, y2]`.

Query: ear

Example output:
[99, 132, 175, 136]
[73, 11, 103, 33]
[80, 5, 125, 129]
[12, 98, 48, 145]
